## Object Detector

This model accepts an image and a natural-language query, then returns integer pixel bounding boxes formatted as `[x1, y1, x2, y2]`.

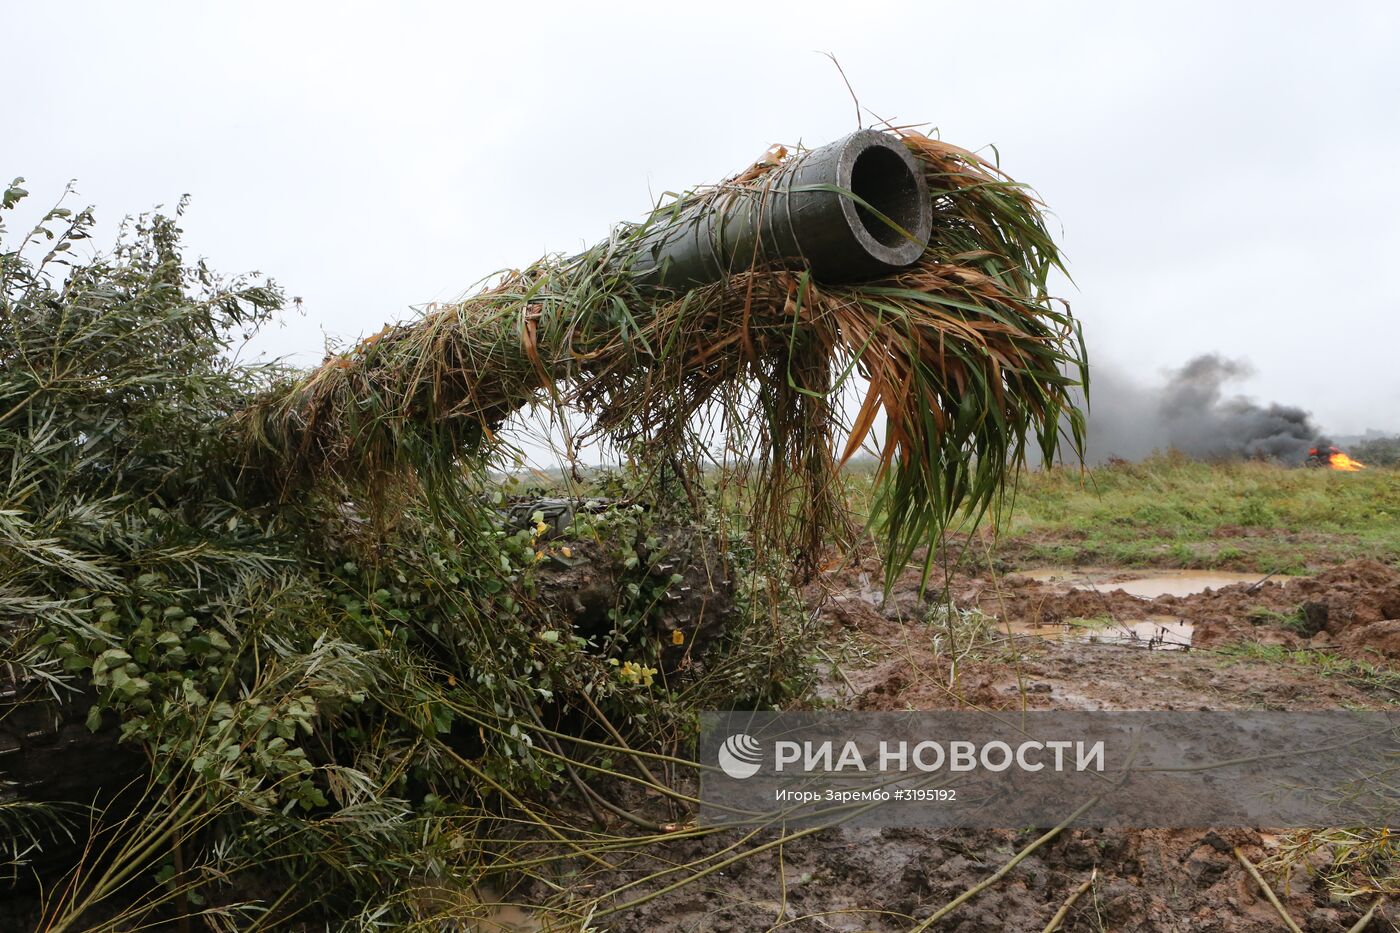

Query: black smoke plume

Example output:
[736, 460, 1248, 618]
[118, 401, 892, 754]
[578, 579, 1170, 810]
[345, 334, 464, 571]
[1080, 354, 1323, 464]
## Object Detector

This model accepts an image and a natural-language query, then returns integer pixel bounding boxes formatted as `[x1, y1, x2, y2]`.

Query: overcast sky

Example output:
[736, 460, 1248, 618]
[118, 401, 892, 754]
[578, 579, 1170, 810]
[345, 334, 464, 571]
[7, 0, 1398, 443]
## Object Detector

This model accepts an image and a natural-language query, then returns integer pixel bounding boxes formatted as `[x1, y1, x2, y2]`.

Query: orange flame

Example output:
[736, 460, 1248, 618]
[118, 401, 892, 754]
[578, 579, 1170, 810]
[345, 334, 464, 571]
[1329, 452, 1366, 471]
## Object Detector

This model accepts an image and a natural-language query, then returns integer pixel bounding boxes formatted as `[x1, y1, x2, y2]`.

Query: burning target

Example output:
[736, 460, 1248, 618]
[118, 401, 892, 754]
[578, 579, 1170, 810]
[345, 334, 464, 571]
[1306, 445, 1367, 471]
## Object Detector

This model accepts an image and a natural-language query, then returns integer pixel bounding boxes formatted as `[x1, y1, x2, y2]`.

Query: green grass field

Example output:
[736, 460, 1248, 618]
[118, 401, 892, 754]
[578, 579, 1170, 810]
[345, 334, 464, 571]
[991, 454, 1400, 572]
[847, 453, 1400, 574]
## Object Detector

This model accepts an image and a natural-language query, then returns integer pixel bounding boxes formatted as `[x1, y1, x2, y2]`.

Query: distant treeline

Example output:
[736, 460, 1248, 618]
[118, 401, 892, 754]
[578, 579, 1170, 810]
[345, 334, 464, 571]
[1352, 434, 1400, 467]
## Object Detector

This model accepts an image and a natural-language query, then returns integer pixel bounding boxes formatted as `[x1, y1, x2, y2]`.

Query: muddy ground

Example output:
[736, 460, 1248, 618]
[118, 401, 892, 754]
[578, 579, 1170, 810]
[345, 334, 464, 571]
[563, 555, 1400, 932]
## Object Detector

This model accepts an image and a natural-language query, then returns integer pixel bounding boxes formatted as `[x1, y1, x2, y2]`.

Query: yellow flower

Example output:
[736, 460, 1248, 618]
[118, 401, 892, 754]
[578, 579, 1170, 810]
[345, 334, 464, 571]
[618, 660, 657, 686]
[618, 661, 658, 687]
[671, 629, 685, 646]
[561, 546, 573, 558]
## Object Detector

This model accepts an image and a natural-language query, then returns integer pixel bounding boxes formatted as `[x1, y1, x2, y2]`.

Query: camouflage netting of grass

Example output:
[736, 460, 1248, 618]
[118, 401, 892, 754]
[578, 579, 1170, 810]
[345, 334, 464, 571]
[234, 131, 1087, 584]
[0, 127, 1086, 930]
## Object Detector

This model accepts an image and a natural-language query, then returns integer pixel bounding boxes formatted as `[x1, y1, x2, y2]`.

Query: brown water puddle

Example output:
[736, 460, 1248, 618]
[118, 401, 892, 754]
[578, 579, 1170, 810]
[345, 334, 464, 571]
[415, 885, 540, 931]
[1011, 568, 1276, 599]
[474, 904, 539, 932]
[1005, 615, 1195, 650]
[472, 889, 540, 932]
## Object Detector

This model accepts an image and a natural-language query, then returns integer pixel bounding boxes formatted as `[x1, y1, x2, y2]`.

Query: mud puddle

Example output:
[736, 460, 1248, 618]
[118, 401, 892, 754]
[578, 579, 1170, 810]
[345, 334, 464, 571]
[409, 883, 541, 930]
[1012, 567, 1276, 599]
[459, 886, 541, 932]
[1008, 614, 1195, 650]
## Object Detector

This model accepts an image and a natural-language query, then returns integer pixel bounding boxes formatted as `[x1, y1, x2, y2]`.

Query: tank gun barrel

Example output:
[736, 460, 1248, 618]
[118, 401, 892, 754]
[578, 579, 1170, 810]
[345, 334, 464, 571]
[624, 129, 932, 290]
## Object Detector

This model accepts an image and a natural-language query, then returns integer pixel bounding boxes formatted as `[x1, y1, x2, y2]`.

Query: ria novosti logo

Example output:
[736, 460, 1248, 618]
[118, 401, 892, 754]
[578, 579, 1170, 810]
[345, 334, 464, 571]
[715, 733, 1108, 780]
[717, 733, 763, 779]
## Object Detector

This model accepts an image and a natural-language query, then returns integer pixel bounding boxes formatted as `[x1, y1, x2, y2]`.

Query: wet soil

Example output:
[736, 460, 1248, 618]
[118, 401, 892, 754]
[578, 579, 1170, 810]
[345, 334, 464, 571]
[576, 555, 1400, 931]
